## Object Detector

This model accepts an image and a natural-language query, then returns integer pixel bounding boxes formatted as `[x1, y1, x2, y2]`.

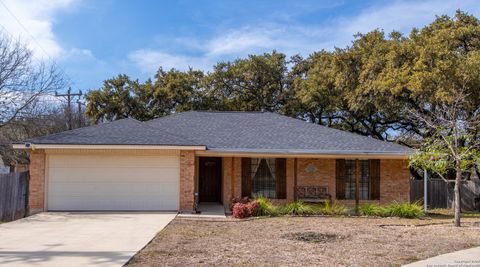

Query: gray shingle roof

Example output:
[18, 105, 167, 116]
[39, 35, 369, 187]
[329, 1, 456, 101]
[20, 111, 411, 155]
[146, 111, 412, 154]
[21, 118, 203, 146]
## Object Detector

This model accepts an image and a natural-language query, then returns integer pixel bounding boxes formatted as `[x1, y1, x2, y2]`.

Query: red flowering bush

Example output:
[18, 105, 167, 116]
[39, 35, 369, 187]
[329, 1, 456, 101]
[232, 200, 259, 219]
[246, 201, 259, 215]
[230, 196, 250, 210]
[232, 203, 248, 218]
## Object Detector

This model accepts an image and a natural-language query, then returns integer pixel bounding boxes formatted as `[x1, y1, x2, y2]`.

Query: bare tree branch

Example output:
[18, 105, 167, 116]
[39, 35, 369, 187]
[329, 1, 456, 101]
[0, 31, 66, 128]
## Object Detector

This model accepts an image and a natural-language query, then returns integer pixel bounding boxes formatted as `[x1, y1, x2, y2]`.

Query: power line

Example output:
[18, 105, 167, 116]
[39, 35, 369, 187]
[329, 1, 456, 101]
[0, 0, 53, 62]
[0, 22, 16, 41]
[0, 0, 79, 90]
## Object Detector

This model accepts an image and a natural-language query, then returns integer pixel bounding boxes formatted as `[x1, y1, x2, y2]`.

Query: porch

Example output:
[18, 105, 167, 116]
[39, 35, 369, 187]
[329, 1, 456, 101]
[192, 155, 411, 212]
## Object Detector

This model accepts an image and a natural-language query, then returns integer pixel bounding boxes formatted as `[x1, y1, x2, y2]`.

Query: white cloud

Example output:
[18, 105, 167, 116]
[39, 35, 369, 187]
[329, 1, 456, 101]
[0, 0, 77, 59]
[0, 0, 109, 90]
[62, 48, 95, 60]
[129, 0, 480, 75]
[128, 26, 327, 74]
[128, 49, 213, 74]
[206, 27, 279, 56]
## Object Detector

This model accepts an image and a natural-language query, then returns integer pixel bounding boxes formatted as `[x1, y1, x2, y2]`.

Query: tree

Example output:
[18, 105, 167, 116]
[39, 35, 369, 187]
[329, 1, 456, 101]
[288, 51, 338, 125]
[0, 31, 65, 128]
[293, 11, 480, 145]
[378, 11, 480, 143]
[0, 104, 67, 166]
[85, 11, 480, 154]
[292, 31, 416, 141]
[409, 91, 480, 227]
[386, 11, 480, 185]
[86, 69, 205, 123]
[85, 74, 145, 123]
[203, 51, 289, 112]
[147, 68, 204, 115]
[86, 52, 291, 122]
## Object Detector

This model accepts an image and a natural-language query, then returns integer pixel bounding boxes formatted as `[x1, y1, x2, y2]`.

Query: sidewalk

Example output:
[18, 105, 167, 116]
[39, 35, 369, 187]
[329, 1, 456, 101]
[403, 246, 480, 267]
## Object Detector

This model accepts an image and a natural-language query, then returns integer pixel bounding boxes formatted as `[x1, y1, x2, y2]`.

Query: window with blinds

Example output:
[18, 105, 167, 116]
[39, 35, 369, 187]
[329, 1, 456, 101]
[336, 159, 380, 200]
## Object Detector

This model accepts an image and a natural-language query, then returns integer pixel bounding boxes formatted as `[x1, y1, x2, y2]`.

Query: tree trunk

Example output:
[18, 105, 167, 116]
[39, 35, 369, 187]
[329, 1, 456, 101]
[454, 160, 461, 227]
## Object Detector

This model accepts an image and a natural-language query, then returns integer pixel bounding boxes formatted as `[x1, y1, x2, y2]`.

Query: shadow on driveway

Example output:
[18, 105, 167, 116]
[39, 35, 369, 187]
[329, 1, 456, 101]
[0, 251, 131, 266]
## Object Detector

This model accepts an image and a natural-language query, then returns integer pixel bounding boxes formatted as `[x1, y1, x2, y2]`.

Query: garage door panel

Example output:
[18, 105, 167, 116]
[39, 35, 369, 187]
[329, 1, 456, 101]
[49, 155, 179, 168]
[47, 153, 180, 211]
[49, 168, 179, 183]
[48, 198, 178, 211]
[49, 182, 179, 196]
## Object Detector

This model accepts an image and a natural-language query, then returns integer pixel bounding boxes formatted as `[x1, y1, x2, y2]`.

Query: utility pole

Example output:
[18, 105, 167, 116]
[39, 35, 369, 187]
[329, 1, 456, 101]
[77, 100, 84, 127]
[55, 88, 82, 130]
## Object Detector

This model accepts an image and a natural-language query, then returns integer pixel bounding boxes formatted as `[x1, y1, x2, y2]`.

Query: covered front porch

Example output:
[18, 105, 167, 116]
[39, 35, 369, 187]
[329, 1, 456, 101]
[191, 153, 411, 213]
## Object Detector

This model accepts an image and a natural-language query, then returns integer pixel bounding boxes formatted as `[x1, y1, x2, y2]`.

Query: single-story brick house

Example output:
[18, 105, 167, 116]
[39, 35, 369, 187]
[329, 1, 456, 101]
[13, 111, 412, 214]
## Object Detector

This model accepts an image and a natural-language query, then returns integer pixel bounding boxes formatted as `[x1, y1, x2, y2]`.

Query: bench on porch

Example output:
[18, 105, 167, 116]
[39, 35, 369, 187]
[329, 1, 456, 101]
[296, 186, 331, 203]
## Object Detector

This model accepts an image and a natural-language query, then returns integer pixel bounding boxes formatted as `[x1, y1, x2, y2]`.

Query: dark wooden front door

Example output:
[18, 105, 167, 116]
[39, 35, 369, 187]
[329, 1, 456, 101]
[199, 157, 222, 202]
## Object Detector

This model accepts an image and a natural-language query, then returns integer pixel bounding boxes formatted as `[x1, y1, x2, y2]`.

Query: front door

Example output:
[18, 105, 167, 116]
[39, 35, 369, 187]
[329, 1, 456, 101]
[199, 157, 222, 202]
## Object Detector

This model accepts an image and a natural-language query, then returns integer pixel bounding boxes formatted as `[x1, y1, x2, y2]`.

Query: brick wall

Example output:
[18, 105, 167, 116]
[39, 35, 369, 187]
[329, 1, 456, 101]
[219, 156, 410, 208]
[297, 158, 336, 199]
[180, 150, 195, 212]
[28, 150, 46, 215]
[222, 157, 299, 206]
[296, 158, 410, 206]
[379, 159, 410, 204]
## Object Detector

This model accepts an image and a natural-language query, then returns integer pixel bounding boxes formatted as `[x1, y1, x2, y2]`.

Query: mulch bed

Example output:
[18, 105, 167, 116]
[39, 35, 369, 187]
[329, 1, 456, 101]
[127, 216, 480, 267]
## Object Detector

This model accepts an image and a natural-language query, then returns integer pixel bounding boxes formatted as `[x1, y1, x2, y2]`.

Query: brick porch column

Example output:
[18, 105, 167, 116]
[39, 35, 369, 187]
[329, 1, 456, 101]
[29, 150, 46, 215]
[232, 157, 242, 198]
[222, 157, 233, 208]
[180, 150, 195, 212]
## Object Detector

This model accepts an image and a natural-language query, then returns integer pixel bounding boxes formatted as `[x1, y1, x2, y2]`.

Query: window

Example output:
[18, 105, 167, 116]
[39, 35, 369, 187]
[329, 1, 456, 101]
[336, 159, 380, 200]
[251, 158, 276, 198]
[344, 160, 370, 200]
[359, 160, 370, 200]
[345, 160, 356, 199]
[242, 158, 286, 199]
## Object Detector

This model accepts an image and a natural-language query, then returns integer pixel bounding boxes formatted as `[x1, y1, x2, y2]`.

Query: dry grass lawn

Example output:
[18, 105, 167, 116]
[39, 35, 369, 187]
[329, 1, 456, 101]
[127, 214, 480, 267]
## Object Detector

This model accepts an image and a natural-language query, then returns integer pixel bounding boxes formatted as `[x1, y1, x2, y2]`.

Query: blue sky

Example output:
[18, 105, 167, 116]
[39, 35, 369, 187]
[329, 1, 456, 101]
[1, 0, 479, 92]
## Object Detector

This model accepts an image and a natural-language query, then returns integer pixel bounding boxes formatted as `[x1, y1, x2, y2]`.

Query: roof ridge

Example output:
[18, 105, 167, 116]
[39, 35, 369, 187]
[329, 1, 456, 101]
[192, 110, 265, 113]
[146, 110, 267, 124]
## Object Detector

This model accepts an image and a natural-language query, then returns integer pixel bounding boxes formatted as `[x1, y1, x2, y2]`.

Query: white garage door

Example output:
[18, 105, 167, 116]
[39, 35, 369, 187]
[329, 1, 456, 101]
[47, 153, 180, 211]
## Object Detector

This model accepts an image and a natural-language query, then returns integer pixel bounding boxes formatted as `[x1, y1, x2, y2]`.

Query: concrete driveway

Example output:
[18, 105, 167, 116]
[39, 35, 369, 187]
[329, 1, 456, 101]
[0, 212, 176, 267]
[403, 246, 480, 267]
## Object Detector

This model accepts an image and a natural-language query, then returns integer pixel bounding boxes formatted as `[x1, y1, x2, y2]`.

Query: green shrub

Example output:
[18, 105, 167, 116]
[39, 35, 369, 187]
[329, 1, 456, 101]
[358, 203, 388, 217]
[253, 196, 279, 216]
[386, 202, 424, 219]
[320, 202, 347, 215]
[280, 201, 317, 216]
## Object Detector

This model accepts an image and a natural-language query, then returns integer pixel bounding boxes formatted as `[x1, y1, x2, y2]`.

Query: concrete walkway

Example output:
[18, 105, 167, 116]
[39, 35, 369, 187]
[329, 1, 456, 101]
[403, 246, 480, 267]
[0, 212, 176, 267]
[178, 202, 227, 219]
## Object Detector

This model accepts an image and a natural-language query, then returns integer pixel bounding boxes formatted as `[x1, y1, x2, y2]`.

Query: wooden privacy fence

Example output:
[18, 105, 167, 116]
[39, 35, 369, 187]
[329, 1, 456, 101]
[411, 178, 480, 211]
[0, 172, 29, 222]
